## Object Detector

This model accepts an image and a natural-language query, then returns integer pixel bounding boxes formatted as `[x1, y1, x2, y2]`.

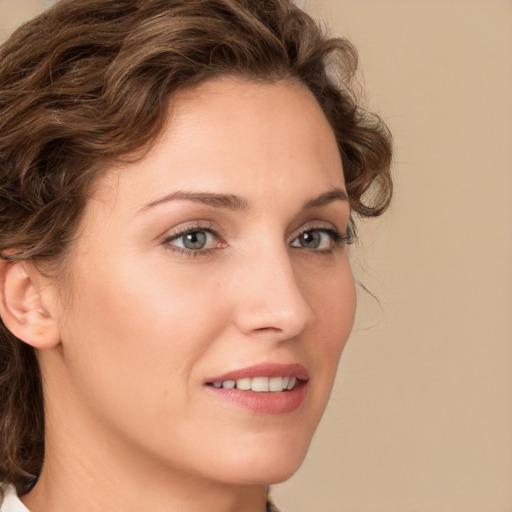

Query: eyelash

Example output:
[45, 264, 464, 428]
[161, 222, 219, 258]
[292, 225, 354, 253]
[161, 222, 354, 258]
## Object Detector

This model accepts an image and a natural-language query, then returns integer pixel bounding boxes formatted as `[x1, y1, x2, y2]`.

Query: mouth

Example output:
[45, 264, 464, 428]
[207, 375, 300, 392]
[204, 363, 309, 415]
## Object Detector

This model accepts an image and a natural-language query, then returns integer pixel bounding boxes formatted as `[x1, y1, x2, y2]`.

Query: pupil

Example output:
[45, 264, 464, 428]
[300, 231, 320, 248]
[184, 231, 207, 250]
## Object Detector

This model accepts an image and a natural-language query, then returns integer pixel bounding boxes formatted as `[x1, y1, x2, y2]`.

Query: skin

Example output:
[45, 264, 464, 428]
[12, 79, 356, 512]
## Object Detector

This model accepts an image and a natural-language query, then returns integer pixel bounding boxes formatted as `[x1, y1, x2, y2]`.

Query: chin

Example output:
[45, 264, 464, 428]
[220, 458, 307, 486]
[207, 434, 312, 486]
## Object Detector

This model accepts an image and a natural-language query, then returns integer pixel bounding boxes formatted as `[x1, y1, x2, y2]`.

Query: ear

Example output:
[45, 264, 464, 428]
[0, 260, 61, 349]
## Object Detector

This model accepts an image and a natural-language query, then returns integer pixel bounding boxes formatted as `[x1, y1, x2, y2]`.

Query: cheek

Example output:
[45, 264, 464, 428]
[304, 258, 356, 403]
[57, 254, 225, 421]
[306, 256, 356, 344]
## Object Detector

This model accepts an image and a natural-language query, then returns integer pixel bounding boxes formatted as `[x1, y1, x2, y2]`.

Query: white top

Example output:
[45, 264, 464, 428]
[0, 487, 29, 512]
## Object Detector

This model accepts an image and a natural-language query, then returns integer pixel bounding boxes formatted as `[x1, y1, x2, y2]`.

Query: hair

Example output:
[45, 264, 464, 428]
[0, 0, 392, 497]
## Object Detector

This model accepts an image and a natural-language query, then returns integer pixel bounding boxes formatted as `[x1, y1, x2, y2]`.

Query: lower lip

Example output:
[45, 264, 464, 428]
[205, 380, 307, 415]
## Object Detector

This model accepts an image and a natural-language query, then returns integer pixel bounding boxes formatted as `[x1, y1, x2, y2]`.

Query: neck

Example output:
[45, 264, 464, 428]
[24, 470, 268, 512]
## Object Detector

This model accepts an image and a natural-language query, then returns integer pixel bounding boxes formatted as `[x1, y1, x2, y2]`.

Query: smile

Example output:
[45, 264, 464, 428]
[205, 363, 309, 414]
[210, 376, 298, 392]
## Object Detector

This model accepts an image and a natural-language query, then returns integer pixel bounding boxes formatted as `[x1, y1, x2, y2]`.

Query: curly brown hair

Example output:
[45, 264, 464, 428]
[0, 0, 392, 497]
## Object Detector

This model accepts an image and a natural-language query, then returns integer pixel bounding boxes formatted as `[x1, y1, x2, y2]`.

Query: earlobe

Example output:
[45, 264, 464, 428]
[0, 261, 61, 349]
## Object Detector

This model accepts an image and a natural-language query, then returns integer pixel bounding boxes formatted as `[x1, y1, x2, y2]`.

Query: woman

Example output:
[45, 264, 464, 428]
[0, 0, 392, 510]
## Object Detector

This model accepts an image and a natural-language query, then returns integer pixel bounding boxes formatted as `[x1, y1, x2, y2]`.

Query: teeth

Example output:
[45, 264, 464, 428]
[286, 376, 297, 390]
[236, 378, 251, 390]
[222, 380, 235, 389]
[269, 377, 283, 391]
[251, 376, 269, 392]
[214, 376, 298, 392]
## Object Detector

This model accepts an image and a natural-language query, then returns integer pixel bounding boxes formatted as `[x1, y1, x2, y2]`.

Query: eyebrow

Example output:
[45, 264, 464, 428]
[139, 187, 349, 214]
[302, 188, 349, 209]
[140, 191, 249, 213]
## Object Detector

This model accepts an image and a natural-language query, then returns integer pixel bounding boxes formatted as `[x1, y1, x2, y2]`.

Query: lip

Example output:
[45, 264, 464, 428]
[205, 362, 309, 383]
[204, 362, 309, 415]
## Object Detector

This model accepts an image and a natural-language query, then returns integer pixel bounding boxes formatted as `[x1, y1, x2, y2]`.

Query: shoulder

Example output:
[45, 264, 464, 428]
[0, 486, 30, 512]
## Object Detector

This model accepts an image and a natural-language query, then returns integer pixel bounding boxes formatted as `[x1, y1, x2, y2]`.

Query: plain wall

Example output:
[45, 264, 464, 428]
[1, 1, 511, 511]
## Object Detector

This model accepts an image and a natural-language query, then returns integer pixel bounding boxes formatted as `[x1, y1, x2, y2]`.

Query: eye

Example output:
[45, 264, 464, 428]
[290, 227, 351, 250]
[163, 226, 223, 253]
[291, 229, 331, 250]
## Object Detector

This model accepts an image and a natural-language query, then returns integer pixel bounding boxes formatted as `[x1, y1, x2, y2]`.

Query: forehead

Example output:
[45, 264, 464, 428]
[91, 78, 345, 213]
[166, 77, 339, 167]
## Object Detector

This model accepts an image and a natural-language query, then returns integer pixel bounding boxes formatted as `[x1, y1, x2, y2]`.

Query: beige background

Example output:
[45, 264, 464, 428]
[1, 1, 511, 511]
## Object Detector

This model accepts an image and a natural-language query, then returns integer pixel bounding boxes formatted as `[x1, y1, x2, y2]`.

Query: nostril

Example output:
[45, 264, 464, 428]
[253, 326, 282, 333]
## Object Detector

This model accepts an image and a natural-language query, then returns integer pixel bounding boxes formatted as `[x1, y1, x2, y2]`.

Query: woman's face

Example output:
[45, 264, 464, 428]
[49, 78, 356, 486]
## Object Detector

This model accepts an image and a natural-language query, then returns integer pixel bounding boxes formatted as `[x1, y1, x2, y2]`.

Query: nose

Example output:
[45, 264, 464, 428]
[231, 247, 316, 341]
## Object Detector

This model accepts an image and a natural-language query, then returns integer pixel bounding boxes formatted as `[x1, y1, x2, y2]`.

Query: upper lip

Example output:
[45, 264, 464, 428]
[206, 362, 309, 383]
